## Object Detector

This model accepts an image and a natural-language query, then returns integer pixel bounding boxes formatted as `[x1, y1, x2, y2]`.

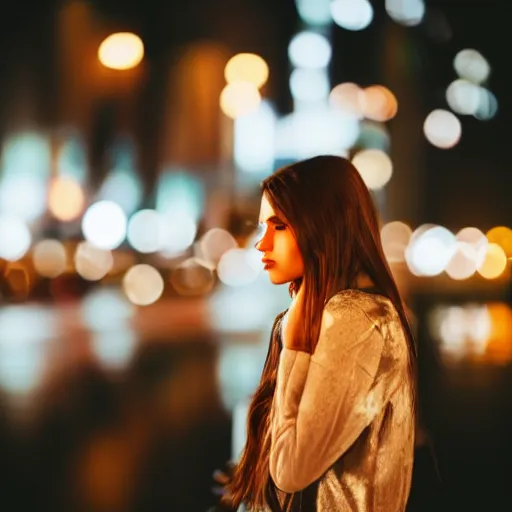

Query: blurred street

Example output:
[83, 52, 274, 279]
[0, 0, 511, 510]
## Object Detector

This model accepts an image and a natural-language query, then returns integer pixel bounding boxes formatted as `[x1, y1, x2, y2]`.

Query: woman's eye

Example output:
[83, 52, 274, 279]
[274, 224, 286, 231]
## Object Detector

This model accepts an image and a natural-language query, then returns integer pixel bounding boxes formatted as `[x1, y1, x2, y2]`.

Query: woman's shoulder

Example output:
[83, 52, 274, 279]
[324, 290, 409, 361]
[325, 289, 398, 329]
[317, 290, 407, 371]
[312, 290, 388, 368]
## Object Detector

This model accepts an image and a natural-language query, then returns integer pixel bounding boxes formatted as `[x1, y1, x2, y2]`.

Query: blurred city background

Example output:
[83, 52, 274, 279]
[0, 0, 510, 510]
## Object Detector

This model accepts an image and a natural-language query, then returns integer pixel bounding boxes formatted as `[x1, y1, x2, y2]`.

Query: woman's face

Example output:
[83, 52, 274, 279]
[255, 194, 304, 285]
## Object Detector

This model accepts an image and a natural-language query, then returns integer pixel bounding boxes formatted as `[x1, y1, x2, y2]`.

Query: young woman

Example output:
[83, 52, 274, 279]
[224, 155, 417, 511]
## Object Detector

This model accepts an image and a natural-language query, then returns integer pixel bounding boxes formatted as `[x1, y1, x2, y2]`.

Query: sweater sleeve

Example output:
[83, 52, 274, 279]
[269, 297, 399, 493]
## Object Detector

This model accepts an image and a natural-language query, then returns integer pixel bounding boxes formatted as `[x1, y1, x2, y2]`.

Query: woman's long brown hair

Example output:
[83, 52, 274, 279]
[225, 155, 418, 510]
[225, 312, 285, 509]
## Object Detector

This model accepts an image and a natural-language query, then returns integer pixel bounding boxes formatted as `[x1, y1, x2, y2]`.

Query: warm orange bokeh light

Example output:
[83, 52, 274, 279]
[380, 221, 412, 263]
[486, 226, 512, 258]
[219, 81, 261, 119]
[361, 85, 398, 122]
[224, 53, 269, 89]
[48, 177, 85, 221]
[98, 32, 144, 70]
[477, 243, 507, 280]
[329, 82, 364, 118]
[485, 303, 512, 365]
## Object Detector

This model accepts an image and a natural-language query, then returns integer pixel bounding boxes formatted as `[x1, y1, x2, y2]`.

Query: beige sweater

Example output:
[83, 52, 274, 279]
[269, 290, 415, 511]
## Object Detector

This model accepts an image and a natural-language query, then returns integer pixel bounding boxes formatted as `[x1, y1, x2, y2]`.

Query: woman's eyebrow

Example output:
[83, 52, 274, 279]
[260, 215, 285, 225]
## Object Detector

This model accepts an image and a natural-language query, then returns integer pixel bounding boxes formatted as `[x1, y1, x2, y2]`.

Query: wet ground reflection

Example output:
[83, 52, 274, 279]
[0, 292, 510, 511]
[6, 334, 232, 511]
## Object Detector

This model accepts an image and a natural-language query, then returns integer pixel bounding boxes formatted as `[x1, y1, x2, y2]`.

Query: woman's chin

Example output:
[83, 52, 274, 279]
[266, 271, 290, 286]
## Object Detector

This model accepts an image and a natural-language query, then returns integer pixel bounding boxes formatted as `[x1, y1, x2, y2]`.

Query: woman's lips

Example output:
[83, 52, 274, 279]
[262, 259, 276, 270]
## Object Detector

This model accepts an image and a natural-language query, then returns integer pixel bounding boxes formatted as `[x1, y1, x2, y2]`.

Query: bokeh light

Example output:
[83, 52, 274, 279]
[74, 241, 113, 281]
[288, 31, 332, 69]
[234, 100, 276, 174]
[352, 149, 393, 190]
[485, 303, 512, 365]
[381, 221, 413, 263]
[1, 133, 50, 224]
[196, 228, 238, 270]
[295, 0, 332, 26]
[220, 81, 261, 119]
[329, 82, 364, 119]
[357, 121, 391, 152]
[0, 214, 31, 261]
[170, 257, 215, 296]
[475, 87, 498, 120]
[445, 227, 488, 280]
[2, 132, 50, 178]
[0, 307, 49, 395]
[155, 171, 203, 224]
[48, 176, 85, 221]
[453, 48, 490, 85]
[32, 239, 67, 278]
[56, 131, 87, 184]
[330, 0, 374, 31]
[423, 109, 461, 149]
[385, 0, 425, 26]
[405, 225, 456, 276]
[486, 226, 512, 258]
[290, 68, 330, 103]
[91, 329, 137, 370]
[0, 175, 46, 223]
[98, 32, 144, 70]
[445, 244, 478, 280]
[456, 227, 488, 268]
[82, 200, 127, 250]
[123, 264, 164, 306]
[477, 243, 507, 280]
[98, 169, 142, 217]
[217, 248, 261, 287]
[224, 53, 269, 89]
[0, 137, 48, 264]
[276, 107, 359, 159]
[445, 79, 481, 116]
[127, 209, 164, 254]
[360, 85, 398, 122]
[429, 304, 491, 362]
[159, 213, 198, 257]
[81, 287, 134, 333]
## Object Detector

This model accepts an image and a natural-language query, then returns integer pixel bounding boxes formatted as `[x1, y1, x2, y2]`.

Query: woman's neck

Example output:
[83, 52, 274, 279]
[354, 273, 375, 290]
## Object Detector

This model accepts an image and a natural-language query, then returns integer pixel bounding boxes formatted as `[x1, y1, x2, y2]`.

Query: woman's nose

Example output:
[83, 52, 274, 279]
[255, 234, 271, 252]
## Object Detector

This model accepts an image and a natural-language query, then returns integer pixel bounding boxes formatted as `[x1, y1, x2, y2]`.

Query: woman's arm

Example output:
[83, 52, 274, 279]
[269, 297, 401, 493]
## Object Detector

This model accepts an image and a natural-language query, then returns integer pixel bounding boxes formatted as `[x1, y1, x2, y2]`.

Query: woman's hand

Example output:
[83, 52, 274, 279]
[282, 285, 306, 350]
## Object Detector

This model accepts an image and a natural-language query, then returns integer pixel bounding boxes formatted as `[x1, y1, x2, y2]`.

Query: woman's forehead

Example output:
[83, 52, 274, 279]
[258, 194, 276, 222]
